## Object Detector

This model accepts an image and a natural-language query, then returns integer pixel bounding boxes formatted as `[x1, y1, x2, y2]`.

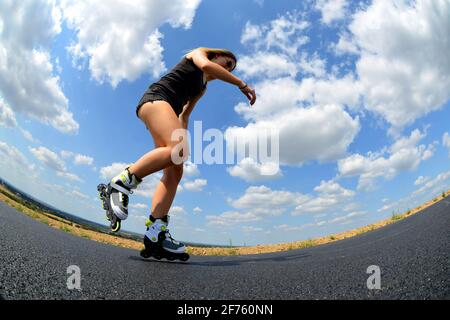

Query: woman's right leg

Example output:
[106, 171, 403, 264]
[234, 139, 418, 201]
[128, 101, 186, 179]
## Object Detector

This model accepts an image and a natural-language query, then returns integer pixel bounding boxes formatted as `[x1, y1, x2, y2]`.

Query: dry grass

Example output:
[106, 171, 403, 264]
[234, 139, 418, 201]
[1, 183, 449, 256]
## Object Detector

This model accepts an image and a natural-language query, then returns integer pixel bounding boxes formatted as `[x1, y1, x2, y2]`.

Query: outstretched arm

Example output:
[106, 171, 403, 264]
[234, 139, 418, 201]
[188, 49, 256, 105]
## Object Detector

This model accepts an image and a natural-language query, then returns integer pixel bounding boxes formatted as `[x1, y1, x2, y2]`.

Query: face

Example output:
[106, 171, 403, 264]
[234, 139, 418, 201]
[212, 54, 236, 72]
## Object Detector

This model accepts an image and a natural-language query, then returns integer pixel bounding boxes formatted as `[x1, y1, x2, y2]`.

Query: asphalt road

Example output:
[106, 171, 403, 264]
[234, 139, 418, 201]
[0, 196, 449, 300]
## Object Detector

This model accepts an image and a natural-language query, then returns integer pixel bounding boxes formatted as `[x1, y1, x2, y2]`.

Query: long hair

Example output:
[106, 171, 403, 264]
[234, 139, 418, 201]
[185, 47, 237, 71]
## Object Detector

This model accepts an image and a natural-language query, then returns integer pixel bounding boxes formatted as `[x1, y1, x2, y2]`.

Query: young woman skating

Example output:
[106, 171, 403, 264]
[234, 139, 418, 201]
[98, 47, 256, 261]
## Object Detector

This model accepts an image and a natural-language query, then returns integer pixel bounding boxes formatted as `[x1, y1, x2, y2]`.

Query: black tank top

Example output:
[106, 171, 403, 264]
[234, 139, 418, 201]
[146, 57, 207, 115]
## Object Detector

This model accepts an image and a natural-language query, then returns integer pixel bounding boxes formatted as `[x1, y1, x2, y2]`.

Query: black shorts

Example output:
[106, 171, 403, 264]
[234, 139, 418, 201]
[136, 86, 183, 118]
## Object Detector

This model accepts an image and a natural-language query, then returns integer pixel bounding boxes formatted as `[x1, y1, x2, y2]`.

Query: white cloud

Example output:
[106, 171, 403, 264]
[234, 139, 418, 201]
[240, 12, 309, 57]
[19, 128, 37, 143]
[414, 176, 430, 186]
[73, 154, 94, 166]
[30, 146, 82, 182]
[99, 162, 131, 181]
[347, 0, 450, 130]
[169, 206, 186, 216]
[71, 190, 89, 200]
[237, 52, 298, 79]
[315, 0, 348, 25]
[206, 211, 262, 228]
[299, 52, 327, 78]
[242, 226, 264, 233]
[0, 141, 36, 173]
[30, 146, 66, 172]
[193, 206, 202, 214]
[338, 129, 435, 190]
[183, 161, 200, 177]
[0, 98, 17, 128]
[60, 0, 202, 87]
[183, 179, 207, 192]
[297, 74, 362, 110]
[293, 180, 356, 215]
[413, 170, 450, 198]
[443, 132, 450, 157]
[206, 185, 307, 228]
[324, 211, 366, 225]
[229, 185, 307, 217]
[379, 169, 450, 214]
[227, 157, 282, 182]
[228, 103, 360, 165]
[0, 1, 79, 134]
[130, 203, 148, 210]
[60, 150, 94, 166]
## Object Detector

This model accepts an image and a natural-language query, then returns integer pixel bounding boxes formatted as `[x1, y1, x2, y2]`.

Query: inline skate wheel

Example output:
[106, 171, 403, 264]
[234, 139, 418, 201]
[111, 219, 121, 232]
[180, 253, 189, 262]
[140, 249, 151, 259]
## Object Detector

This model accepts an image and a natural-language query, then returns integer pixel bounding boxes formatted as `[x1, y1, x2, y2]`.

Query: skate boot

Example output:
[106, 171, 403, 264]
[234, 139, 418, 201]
[97, 167, 142, 232]
[140, 215, 190, 262]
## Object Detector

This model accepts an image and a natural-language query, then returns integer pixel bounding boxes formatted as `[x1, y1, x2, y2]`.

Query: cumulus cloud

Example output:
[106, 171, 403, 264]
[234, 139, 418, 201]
[0, 0, 79, 134]
[0, 141, 36, 173]
[183, 161, 200, 177]
[206, 185, 307, 228]
[227, 157, 282, 182]
[293, 180, 356, 215]
[342, 0, 450, 131]
[231, 12, 362, 172]
[315, 0, 349, 25]
[183, 179, 207, 192]
[228, 103, 360, 165]
[29, 146, 82, 182]
[237, 52, 298, 79]
[60, 150, 94, 166]
[60, 0, 202, 87]
[338, 129, 435, 190]
[240, 12, 309, 57]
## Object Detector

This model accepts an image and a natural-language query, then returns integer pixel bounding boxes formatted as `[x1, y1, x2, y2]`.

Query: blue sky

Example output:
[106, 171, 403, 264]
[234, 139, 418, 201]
[1, 0, 449, 246]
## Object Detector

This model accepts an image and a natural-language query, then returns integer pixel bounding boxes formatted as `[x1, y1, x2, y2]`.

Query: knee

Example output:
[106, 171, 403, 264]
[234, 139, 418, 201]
[166, 139, 190, 165]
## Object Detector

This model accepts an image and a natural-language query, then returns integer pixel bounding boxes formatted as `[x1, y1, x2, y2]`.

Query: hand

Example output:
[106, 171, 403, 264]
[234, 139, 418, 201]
[239, 83, 256, 106]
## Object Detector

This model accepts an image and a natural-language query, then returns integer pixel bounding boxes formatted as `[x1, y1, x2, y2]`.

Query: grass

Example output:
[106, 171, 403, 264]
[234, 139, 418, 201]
[1, 183, 449, 256]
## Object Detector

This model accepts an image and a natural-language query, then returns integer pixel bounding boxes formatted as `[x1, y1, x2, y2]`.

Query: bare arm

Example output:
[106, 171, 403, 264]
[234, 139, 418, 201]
[188, 49, 256, 105]
[189, 49, 245, 87]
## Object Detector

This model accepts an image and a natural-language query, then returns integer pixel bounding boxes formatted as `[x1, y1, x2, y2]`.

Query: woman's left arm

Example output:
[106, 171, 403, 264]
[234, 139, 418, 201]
[179, 89, 206, 129]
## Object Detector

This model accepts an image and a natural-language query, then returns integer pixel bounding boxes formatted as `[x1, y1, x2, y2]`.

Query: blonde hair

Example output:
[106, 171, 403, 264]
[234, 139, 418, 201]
[185, 47, 237, 71]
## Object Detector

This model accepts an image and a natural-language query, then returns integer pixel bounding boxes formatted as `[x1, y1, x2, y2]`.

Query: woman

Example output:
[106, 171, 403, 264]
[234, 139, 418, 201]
[98, 47, 256, 261]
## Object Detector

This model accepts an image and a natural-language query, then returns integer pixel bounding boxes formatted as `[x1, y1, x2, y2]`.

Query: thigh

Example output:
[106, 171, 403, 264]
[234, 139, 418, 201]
[138, 101, 184, 148]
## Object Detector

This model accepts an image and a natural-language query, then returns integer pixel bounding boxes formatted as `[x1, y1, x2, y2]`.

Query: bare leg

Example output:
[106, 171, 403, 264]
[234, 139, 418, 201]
[128, 101, 186, 219]
[128, 101, 187, 179]
[151, 165, 183, 219]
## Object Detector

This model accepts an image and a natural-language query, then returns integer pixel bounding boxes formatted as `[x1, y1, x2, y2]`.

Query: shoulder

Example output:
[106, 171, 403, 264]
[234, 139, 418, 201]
[186, 48, 208, 61]
[185, 49, 210, 71]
